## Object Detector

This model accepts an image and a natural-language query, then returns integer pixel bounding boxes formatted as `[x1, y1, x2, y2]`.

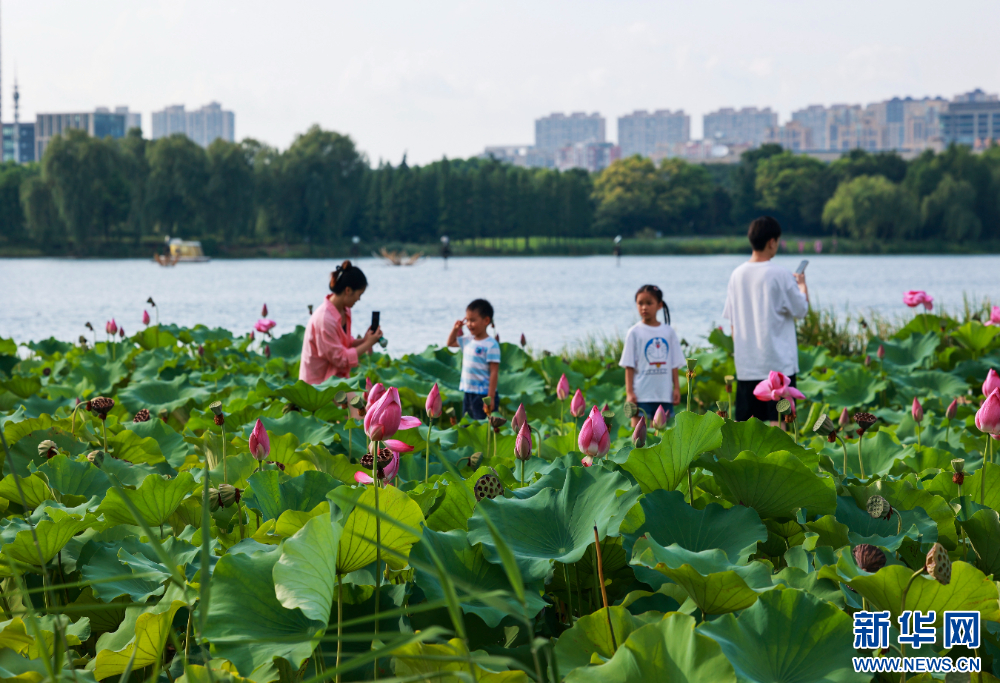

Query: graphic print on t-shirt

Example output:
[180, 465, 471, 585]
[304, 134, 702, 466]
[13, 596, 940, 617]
[644, 338, 670, 368]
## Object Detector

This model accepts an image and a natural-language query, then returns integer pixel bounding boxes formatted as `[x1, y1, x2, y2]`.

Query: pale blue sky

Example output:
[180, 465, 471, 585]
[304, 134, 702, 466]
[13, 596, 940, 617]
[3, 0, 997, 164]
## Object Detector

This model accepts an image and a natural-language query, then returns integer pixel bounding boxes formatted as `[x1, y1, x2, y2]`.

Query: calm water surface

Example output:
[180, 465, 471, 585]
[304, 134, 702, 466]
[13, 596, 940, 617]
[2, 255, 997, 355]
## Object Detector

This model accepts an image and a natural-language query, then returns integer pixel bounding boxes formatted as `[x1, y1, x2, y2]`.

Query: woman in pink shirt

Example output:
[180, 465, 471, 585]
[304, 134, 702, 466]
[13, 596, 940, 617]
[299, 261, 383, 384]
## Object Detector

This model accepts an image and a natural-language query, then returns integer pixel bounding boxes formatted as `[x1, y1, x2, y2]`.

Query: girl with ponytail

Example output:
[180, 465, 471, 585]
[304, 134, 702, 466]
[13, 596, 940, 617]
[300, 260, 382, 383]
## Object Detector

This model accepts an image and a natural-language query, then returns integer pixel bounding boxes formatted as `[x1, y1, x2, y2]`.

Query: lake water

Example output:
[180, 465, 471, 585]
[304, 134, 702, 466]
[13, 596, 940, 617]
[2, 255, 997, 355]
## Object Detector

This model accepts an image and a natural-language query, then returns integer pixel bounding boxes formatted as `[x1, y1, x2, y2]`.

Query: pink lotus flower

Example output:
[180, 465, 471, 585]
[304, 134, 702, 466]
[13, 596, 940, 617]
[975, 389, 1000, 435]
[814, 240, 823, 254]
[249, 330, 255, 342]
[249, 419, 270, 460]
[142, 310, 150, 326]
[839, 408, 851, 428]
[515, 422, 532, 460]
[578, 405, 610, 457]
[570, 389, 586, 418]
[367, 382, 386, 410]
[364, 387, 421, 441]
[903, 291, 933, 311]
[264, 345, 271, 358]
[119, 327, 125, 338]
[632, 415, 647, 448]
[255, 319, 276, 334]
[261, 303, 268, 317]
[984, 369, 1000, 399]
[912, 397, 923, 422]
[877, 344, 885, 360]
[425, 384, 442, 419]
[106, 319, 118, 336]
[987, 306, 1000, 326]
[652, 405, 668, 429]
[353, 444, 408, 485]
[753, 371, 806, 403]
[581, 456, 594, 467]
[520, 333, 527, 347]
[511, 403, 527, 435]
[946, 398, 958, 420]
[556, 374, 570, 401]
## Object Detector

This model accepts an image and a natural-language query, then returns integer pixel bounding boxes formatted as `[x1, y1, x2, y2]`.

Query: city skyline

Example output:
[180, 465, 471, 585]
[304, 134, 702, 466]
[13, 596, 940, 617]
[1, 1, 998, 164]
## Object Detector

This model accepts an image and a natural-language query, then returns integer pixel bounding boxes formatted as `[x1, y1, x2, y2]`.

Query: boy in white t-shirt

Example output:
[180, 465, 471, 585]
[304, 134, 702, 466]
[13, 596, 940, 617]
[446, 299, 501, 419]
[722, 216, 809, 423]
[619, 285, 686, 426]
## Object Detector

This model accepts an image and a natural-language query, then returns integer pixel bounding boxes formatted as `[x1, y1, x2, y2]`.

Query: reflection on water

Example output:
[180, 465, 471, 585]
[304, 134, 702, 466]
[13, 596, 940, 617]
[2, 254, 997, 354]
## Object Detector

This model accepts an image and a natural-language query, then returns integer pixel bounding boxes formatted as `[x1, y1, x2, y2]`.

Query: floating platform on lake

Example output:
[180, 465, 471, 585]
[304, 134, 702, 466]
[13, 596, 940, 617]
[154, 239, 210, 265]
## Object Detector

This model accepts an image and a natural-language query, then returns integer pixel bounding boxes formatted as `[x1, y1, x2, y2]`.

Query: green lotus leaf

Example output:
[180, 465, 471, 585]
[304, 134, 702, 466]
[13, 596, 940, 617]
[116, 375, 211, 416]
[0, 377, 41, 400]
[202, 550, 324, 676]
[336, 484, 424, 574]
[803, 515, 851, 549]
[37, 455, 111, 501]
[272, 380, 342, 413]
[564, 612, 736, 683]
[243, 471, 339, 522]
[771, 566, 846, 608]
[0, 473, 52, 509]
[950, 321, 1000, 357]
[1, 510, 94, 566]
[850, 562, 1000, 624]
[97, 471, 195, 527]
[403, 352, 463, 390]
[706, 450, 837, 519]
[630, 538, 773, 615]
[467, 466, 640, 564]
[107, 429, 166, 465]
[956, 508, 1000, 576]
[125, 419, 191, 468]
[554, 606, 663, 673]
[393, 636, 530, 682]
[834, 496, 937, 551]
[846, 479, 957, 548]
[892, 370, 971, 402]
[622, 490, 767, 564]
[410, 527, 547, 628]
[622, 411, 724, 493]
[956, 462, 1000, 511]
[712, 417, 817, 469]
[65, 357, 128, 396]
[426, 466, 503, 532]
[1, 409, 55, 447]
[240, 412, 337, 447]
[841, 430, 904, 478]
[699, 588, 869, 683]
[497, 367, 546, 400]
[135, 326, 178, 351]
[273, 511, 342, 624]
[820, 366, 887, 409]
[266, 327, 304, 360]
[79, 541, 166, 603]
[867, 332, 939, 371]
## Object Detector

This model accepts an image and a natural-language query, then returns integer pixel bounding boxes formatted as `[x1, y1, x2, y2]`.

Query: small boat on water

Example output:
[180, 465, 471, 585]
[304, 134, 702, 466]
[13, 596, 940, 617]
[154, 239, 210, 265]
[374, 247, 423, 265]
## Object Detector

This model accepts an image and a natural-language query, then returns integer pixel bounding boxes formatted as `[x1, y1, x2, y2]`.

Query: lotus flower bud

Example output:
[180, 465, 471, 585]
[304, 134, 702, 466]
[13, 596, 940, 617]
[578, 406, 610, 457]
[632, 415, 647, 448]
[133, 409, 151, 423]
[866, 495, 893, 521]
[198, 345, 204, 357]
[974, 389, 1000, 435]
[853, 412, 877, 435]
[520, 333, 526, 348]
[838, 408, 851, 429]
[864, 355, 871, 367]
[511, 403, 526, 435]
[514, 422, 532, 461]
[425, 384, 442, 419]
[813, 414, 838, 437]
[983, 369, 1000, 399]
[89, 396, 115, 420]
[264, 345, 271, 359]
[852, 544, 886, 573]
[474, 470, 504, 501]
[119, 327, 125, 338]
[570, 389, 586, 418]
[249, 330, 255, 342]
[87, 450, 106, 467]
[261, 303, 268, 317]
[652, 405, 668, 429]
[106, 319, 118, 336]
[143, 310, 150, 325]
[556, 374, 570, 401]
[877, 344, 885, 360]
[911, 397, 923, 423]
[925, 543, 951, 585]
[37, 440, 58, 459]
[249, 419, 270, 460]
[946, 398, 958, 420]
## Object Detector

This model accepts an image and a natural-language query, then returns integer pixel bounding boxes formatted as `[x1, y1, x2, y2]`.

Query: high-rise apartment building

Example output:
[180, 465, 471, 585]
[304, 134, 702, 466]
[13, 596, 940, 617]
[617, 109, 689, 158]
[535, 112, 604, 152]
[151, 102, 235, 147]
[34, 106, 136, 159]
[703, 107, 777, 146]
[940, 89, 1000, 147]
[554, 141, 620, 173]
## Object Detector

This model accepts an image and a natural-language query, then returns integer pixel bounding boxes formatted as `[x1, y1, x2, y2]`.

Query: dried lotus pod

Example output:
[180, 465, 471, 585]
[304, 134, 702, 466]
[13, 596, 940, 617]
[488, 415, 506, 431]
[133, 409, 151, 423]
[866, 495, 893, 521]
[89, 396, 115, 419]
[925, 542, 951, 585]
[853, 412, 877, 435]
[37, 440, 59, 459]
[852, 544, 886, 573]
[474, 472, 504, 502]
[468, 452, 482, 468]
[360, 447, 394, 480]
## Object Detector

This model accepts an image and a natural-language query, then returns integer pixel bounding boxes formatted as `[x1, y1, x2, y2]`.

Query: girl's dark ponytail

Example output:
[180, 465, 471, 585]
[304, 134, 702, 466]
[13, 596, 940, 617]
[330, 260, 368, 294]
[635, 284, 670, 325]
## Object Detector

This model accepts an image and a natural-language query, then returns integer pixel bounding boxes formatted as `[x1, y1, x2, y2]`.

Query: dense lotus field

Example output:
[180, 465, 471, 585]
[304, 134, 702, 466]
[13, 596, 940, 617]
[1, 311, 1000, 683]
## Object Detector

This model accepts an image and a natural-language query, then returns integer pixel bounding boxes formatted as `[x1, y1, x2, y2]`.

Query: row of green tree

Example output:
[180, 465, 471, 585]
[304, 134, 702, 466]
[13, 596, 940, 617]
[1, 127, 998, 254]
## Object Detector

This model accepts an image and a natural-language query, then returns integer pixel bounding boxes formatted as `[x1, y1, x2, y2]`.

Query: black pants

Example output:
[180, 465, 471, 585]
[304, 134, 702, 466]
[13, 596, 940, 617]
[463, 391, 499, 420]
[735, 375, 796, 422]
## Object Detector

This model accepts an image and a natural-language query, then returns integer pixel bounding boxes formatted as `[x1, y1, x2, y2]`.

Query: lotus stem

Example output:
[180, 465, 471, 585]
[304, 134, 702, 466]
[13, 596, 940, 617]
[221, 423, 228, 485]
[562, 563, 574, 625]
[336, 573, 343, 683]
[102, 419, 108, 455]
[373, 449, 381, 682]
[857, 435, 866, 480]
[836, 435, 849, 475]
[686, 372, 693, 414]
[687, 467, 694, 506]
[424, 423, 432, 484]
[593, 525, 617, 651]
[899, 568, 926, 683]
[915, 423, 921, 452]
[983, 437, 989, 506]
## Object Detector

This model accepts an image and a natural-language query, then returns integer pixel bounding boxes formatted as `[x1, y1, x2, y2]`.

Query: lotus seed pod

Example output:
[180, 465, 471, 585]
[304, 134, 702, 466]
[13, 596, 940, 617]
[217, 484, 241, 508]
[488, 415, 506, 431]
[209, 401, 223, 416]
[951, 458, 965, 473]
[623, 401, 638, 419]
[866, 495, 893, 520]
[474, 473, 503, 502]
[716, 401, 730, 414]
[925, 543, 951, 585]
[360, 447, 394, 480]
[133, 409, 151, 423]
[89, 396, 115, 419]
[853, 412, 877, 434]
[87, 450, 106, 467]
[685, 358, 697, 372]
[468, 452, 482, 468]
[813, 414, 837, 437]
[724, 375, 735, 393]
[776, 399, 791, 416]
[207, 488, 223, 512]
[602, 409, 615, 430]
[37, 440, 58, 459]
[852, 544, 886, 573]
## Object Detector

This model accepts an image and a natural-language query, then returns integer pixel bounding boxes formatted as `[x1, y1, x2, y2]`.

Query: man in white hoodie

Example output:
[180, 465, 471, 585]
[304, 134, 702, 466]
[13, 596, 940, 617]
[723, 216, 809, 422]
